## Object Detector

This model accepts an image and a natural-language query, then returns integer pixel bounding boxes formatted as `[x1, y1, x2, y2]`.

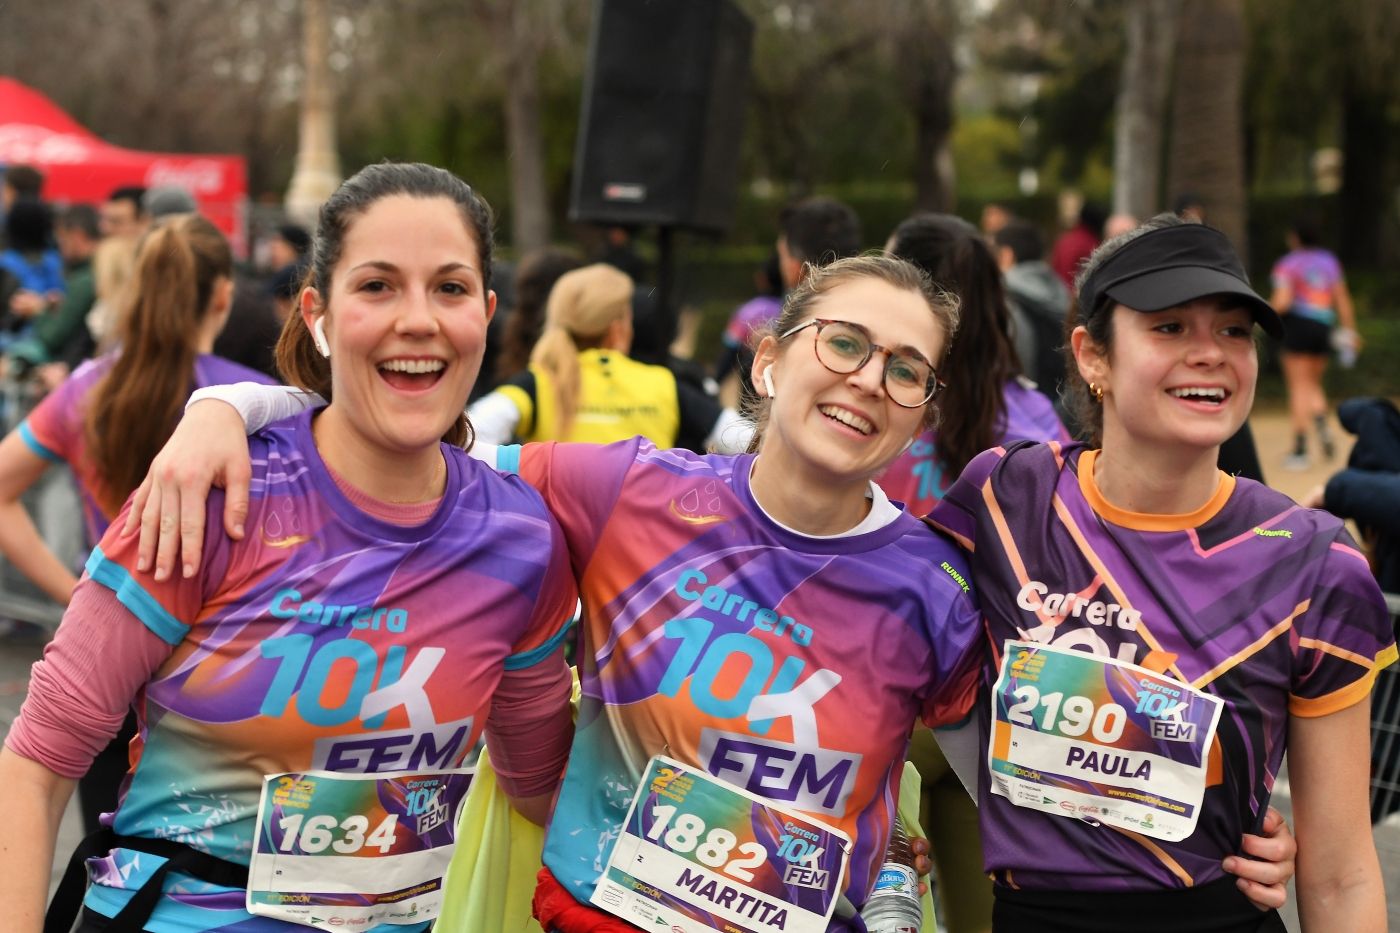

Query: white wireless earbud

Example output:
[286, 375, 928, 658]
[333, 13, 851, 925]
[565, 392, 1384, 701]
[762, 366, 776, 399]
[312, 317, 331, 358]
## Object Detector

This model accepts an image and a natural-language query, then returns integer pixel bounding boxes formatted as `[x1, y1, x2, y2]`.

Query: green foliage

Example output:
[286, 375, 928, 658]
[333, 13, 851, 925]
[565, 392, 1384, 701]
[951, 113, 1025, 200]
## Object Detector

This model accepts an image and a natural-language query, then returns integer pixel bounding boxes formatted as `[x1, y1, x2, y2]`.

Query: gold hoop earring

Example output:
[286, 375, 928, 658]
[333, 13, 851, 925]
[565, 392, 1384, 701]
[1089, 382, 1105, 403]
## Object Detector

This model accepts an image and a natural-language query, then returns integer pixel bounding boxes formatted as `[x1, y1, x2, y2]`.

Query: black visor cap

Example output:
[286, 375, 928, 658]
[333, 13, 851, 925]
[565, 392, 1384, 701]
[1079, 224, 1282, 338]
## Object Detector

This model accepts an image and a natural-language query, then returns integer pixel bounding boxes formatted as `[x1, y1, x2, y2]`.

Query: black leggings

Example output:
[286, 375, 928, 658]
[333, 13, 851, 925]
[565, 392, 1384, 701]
[993, 876, 1286, 933]
[77, 712, 137, 835]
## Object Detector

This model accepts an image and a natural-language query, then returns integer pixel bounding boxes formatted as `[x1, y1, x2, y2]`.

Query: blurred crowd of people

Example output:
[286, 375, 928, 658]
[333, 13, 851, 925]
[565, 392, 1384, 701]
[0, 165, 306, 409]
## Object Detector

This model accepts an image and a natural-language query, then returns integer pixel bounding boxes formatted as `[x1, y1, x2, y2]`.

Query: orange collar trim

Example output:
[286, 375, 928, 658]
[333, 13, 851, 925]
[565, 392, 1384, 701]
[1077, 449, 1235, 531]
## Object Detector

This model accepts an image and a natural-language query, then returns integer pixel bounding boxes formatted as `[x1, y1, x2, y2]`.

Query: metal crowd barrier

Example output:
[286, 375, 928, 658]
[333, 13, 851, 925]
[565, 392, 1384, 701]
[0, 368, 78, 633]
[1371, 593, 1400, 823]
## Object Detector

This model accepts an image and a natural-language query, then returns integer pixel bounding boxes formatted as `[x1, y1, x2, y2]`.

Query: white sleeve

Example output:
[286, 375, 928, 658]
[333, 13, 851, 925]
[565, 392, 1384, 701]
[706, 407, 755, 454]
[468, 441, 500, 469]
[467, 391, 523, 446]
[186, 383, 322, 434]
[932, 719, 981, 802]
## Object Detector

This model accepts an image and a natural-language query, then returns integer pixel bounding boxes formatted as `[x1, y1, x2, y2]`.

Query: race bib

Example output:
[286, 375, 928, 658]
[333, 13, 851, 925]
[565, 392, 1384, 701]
[988, 641, 1223, 841]
[591, 755, 851, 933]
[247, 768, 473, 927]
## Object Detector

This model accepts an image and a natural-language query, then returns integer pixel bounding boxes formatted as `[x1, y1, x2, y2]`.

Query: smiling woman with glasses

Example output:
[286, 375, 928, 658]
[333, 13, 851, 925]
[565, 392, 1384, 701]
[777, 317, 944, 408]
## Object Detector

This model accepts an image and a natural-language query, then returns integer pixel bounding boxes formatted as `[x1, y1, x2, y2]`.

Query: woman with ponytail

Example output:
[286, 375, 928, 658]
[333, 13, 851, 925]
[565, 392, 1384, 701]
[0, 213, 274, 838]
[0, 213, 272, 603]
[469, 262, 748, 450]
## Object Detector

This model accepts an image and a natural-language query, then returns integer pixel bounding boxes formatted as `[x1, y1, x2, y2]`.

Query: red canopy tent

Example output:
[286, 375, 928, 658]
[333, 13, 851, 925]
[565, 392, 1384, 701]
[0, 77, 249, 256]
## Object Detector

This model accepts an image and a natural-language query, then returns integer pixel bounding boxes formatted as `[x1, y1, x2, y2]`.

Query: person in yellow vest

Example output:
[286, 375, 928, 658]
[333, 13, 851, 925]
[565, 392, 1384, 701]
[470, 262, 749, 449]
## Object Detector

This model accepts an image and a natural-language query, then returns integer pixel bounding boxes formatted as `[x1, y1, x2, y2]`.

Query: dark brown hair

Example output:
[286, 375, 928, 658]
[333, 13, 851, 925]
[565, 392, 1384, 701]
[746, 253, 959, 452]
[887, 212, 1019, 478]
[86, 213, 230, 515]
[276, 162, 495, 449]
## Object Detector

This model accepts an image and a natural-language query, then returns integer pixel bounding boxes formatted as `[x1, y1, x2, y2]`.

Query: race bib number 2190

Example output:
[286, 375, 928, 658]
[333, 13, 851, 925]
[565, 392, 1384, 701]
[988, 641, 1222, 841]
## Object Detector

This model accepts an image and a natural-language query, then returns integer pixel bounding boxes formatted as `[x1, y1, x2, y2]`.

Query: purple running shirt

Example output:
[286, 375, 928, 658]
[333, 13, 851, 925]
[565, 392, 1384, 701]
[930, 441, 1396, 892]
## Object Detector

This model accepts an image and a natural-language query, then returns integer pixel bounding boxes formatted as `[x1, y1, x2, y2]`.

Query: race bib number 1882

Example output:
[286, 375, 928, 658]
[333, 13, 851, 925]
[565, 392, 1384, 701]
[591, 756, 851, 933]
[988, 641, 1222, 841]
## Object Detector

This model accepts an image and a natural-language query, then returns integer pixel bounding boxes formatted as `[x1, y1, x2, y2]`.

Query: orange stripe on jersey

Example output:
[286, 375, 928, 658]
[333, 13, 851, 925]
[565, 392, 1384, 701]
[1290, 643, 1400, 718]
[985, 480, 1099, 632]
[1298, 636, 1380, 669]
[1191, 606, 1305, 690]
[1050, 492, 1188, 684]
[984, 482, 1050, 629]
[1108, 825, 1194, 887]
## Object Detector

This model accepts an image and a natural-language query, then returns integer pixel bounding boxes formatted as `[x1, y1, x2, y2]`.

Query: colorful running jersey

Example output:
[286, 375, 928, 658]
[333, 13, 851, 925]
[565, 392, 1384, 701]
[929, 441, 1397, 892]
[501, 437, 983, 929]
[879, 377, 1069, 517]
[80, 408, 577, 932]
[18, 352, 276, 547]
[1271, 248, 1343, 326]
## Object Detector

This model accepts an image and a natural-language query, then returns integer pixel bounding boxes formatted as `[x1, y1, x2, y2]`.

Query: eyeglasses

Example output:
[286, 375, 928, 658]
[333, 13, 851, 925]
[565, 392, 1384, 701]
[778, 318, 944, 408]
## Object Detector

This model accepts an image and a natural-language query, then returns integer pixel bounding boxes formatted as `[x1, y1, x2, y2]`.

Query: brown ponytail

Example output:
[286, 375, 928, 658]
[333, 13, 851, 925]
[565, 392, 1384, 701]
[526, 263, 634, 437]
[86, 214, 231, 515]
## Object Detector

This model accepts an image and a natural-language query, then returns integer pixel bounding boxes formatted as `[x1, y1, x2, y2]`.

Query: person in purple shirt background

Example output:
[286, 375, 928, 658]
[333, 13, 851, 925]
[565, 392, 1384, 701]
[879, 212, 1069, 933]
[0, 212, 275, 837]
[880, 213, 1069, 520]
[1269, 217, 1359, 471]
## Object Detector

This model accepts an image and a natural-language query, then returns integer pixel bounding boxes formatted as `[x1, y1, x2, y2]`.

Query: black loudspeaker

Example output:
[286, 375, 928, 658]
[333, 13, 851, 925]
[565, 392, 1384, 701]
[570, 0, 754, 234]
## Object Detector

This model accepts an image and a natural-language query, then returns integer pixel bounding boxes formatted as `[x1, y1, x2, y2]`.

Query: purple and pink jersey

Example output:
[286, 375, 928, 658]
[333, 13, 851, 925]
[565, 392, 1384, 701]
[930, 441, 1397, 893]
[44, 409, 577, 931]
[723, 295, 784, 350]
[1271, 248, 1343, 326]
[17, 352, 276, 547]
[499, 437, 984, 929]
[880, 377, 1069, 517]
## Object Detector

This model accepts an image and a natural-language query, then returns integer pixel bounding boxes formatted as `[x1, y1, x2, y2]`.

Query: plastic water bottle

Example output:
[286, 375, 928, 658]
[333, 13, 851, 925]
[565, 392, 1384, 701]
[1332, 327, 1360, 369]
[861, 816, 922, 932]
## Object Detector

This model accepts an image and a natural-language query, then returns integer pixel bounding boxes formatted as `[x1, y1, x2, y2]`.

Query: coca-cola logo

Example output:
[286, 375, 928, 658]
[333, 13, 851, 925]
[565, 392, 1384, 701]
[144, 159, 226, 195]
[0, 126, 93, 164]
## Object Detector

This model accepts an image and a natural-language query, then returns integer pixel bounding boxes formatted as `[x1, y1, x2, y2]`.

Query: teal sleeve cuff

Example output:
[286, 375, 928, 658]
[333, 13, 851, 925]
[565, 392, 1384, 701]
[18, 420, 63, 463]
[503, 602, 578, 670]
[497, 443, 522, 475]
[84, 546, 190, 645]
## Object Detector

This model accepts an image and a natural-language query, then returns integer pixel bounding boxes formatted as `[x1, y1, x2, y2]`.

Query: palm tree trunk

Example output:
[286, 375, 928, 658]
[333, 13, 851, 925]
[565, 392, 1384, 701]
[1167, 0, 1248, 260]
[1113, 0, 1179, 220]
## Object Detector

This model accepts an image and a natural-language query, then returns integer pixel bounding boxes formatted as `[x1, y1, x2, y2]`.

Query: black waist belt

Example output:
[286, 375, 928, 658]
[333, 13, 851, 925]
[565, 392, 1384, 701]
[47, 827, 250, 933]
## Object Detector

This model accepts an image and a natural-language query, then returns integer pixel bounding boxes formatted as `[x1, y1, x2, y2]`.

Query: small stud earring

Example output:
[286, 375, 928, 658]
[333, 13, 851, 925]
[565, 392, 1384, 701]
[1089, 382, 1105, 403]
